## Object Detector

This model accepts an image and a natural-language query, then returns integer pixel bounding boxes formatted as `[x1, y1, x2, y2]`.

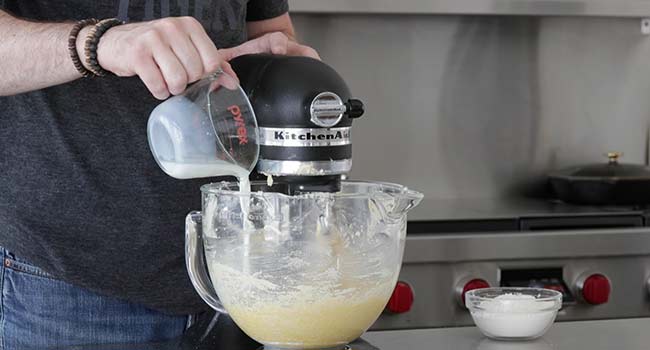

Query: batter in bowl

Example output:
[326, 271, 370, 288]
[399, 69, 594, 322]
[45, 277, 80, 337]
[210, 262, 395, 350]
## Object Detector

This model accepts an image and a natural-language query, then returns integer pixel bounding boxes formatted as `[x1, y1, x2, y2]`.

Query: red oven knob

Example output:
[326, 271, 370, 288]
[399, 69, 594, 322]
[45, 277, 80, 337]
[386, 281, 414, 314]
[577, 273, 611, 305]
[457, 278, 490, 307]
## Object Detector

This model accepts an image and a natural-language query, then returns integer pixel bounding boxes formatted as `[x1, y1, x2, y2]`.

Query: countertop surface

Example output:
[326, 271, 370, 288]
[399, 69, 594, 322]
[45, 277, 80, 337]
[59, 316, 650, 350]
[366, 317, 650, 350]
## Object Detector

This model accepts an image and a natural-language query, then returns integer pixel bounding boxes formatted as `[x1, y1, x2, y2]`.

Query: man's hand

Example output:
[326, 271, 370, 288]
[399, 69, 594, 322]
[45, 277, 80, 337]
[0, 11, 315, 98]
[86, 17, 236, 100]
[220, 32, 320, 62]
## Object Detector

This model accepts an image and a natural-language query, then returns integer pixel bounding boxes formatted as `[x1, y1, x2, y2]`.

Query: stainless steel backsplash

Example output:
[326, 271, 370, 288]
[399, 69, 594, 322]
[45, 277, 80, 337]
[292, 14, 650, 199]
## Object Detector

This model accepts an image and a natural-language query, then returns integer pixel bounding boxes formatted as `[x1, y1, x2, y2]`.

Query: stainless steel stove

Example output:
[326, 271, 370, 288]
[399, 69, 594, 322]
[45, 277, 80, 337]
[372, 198, 650, 330]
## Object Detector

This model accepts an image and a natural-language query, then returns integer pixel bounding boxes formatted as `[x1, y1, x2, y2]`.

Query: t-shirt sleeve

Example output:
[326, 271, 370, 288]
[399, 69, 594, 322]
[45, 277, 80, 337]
[246, 0, 289, 21]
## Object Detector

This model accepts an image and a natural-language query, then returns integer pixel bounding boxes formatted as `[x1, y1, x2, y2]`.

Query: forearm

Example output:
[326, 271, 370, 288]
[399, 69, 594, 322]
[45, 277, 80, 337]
[0, 10, 82, 96]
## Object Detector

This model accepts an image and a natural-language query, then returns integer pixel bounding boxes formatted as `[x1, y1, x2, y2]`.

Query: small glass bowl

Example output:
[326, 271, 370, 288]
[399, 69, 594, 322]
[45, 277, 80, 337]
[465, 287, 562, 341]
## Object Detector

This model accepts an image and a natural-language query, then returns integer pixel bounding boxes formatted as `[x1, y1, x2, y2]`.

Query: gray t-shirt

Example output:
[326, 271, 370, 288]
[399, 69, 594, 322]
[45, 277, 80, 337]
[0, 0, 288, 315]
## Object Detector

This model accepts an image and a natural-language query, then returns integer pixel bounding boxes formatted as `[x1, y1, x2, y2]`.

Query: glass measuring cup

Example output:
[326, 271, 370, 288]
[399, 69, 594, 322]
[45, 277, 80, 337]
[147, 71, 259, 179]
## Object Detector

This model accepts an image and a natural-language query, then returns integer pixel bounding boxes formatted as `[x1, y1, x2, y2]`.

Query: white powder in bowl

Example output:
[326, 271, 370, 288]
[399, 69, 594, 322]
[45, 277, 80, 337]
[470, 293, 559, 339]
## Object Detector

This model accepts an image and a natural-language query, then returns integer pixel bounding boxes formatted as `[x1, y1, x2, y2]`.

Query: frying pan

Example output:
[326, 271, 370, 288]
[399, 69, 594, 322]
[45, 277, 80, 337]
[548, 152, 650, 205]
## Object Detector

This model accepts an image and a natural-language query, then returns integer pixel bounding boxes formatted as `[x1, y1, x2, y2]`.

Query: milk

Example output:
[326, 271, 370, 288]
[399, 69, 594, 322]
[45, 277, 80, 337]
[160, 160, 251, 189]
[167, 159, 255, 273]
[160, 160, 251, 209]
[164, 159, 252, 245]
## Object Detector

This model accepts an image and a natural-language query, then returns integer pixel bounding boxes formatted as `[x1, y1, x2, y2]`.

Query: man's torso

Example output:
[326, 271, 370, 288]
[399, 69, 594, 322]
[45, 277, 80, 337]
[0, 0, 268, 314]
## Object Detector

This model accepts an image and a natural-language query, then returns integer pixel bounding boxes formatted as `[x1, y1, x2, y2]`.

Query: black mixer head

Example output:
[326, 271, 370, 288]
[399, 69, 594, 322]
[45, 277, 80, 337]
[230, 54, 364, 193]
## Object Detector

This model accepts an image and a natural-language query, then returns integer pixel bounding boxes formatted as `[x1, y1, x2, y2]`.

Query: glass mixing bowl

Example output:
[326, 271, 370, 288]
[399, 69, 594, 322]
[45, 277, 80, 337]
[466, 287, 562, 341]
[186, 180, 422, 350]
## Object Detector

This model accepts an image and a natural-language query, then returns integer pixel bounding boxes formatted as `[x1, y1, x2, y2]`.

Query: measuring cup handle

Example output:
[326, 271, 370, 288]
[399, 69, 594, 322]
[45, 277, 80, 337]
[185, 211, 227, 314]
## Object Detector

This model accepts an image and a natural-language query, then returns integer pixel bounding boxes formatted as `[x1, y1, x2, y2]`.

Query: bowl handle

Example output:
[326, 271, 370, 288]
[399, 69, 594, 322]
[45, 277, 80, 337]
[185, 211, 227, 313]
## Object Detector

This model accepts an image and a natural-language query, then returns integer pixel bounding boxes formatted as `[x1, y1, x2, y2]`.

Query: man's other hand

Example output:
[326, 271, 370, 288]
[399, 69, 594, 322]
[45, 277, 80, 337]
[220, 32, 320, 62]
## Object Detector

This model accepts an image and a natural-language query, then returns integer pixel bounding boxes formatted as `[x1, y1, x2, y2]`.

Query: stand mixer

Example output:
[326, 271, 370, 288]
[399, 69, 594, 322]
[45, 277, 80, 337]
[147, 54, 422, 350]
[230, 54, 365, 194]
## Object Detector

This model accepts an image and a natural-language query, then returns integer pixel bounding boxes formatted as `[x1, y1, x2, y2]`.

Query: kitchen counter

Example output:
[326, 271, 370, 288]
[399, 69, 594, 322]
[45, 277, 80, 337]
[366, 317, 650, 350]
[58, 316, 650, 349]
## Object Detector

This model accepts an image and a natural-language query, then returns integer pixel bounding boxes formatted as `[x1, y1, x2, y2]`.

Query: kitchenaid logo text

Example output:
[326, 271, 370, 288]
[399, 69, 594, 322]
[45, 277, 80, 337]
[273, 130, 350, 141]
[228, 105, 248, 145]
[259, 127, 352, 147]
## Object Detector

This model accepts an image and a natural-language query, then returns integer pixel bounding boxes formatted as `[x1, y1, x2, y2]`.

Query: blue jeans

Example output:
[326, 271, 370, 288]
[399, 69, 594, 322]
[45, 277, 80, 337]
[0, 248, 189, 349]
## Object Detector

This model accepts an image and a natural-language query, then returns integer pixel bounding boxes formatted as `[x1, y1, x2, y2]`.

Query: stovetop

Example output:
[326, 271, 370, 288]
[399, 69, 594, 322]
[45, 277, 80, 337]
[408, 197, 650, 233]
[62, 312, 379, 350]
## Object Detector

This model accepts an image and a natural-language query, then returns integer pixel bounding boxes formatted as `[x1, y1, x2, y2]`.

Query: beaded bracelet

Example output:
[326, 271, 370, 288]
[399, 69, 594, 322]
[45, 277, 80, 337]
[84, 18, 124, 77]
[67, 18, 99, 78]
